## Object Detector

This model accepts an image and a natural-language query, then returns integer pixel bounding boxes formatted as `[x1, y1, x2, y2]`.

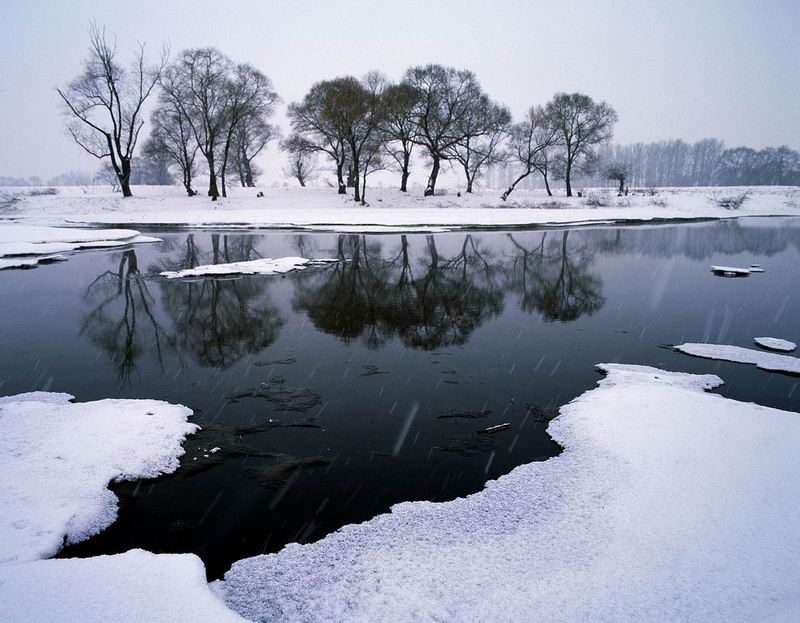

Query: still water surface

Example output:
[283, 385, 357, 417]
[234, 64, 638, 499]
[1, 217, 798, 578]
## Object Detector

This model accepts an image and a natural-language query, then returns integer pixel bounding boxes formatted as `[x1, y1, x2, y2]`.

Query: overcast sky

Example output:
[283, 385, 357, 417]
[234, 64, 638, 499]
[1, 0, 798, 181]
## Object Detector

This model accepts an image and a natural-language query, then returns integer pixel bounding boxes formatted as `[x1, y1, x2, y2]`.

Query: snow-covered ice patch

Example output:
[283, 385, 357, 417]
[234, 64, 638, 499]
[0, 549, 244, 622]
[160, 256, 337, 279]
[675, 343, 800, 374]
[0, 392, 197, 563]
[220, 363, 800, 622]
[709, 265, 757, 276]
[0, 225, 160, 269]
[754, 337, 797, 352]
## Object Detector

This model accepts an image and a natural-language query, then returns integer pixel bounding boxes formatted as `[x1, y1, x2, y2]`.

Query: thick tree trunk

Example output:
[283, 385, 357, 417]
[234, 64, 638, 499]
[243, 159, 254, 187]
[424, 154, 440, 197]
[207, 154, 219, 201]
[119, 158, 133, 198]
[400, 150, 411, 192]
[565, 158, 572, 197]
[618, 178, 624, 196]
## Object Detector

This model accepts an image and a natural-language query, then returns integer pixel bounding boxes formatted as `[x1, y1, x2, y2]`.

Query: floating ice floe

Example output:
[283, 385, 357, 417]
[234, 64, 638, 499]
[0, 549, 244, 623]
[754, 337, 797, 352]
[0, 391, 197, 563]
[675, 342, 800, 374]
[0, 225, 160, 269]
[709, 264, 764, 276]
[218, 364, 800, 622]
[160, 256, 338, 279]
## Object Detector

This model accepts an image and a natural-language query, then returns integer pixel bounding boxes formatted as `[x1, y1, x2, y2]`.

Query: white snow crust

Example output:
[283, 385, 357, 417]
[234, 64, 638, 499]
[0, 225, 160, 268]
[0, 549, 244, 622]
[0, 392, 197, 563]
[219, 364, 800, 622]
[676, 343, 800, 374]
[754, 337, 797, 352]
[160, 256, 337, 279]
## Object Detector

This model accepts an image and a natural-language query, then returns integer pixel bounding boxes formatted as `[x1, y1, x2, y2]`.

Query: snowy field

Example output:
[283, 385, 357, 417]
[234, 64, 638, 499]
[1, 185, 798, 231]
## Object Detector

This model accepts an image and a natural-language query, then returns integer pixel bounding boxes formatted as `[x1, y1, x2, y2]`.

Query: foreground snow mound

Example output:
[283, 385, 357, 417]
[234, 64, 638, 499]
[221, 364, 800, 622]
[160, 256, 337, 279]
[676, 342, 800, 374]
[754, 337, 797, 352]
[0, 549, 244, 622]
[0, 225, 160, 269]
[0, 392, 197, 563]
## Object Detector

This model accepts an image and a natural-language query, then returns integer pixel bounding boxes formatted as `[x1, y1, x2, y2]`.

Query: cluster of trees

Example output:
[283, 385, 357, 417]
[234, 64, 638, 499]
[57, 26, 279, 199]
[575, 140, 800, 189]
[57, 27, 618, 201]
[284, 67, 617, 202]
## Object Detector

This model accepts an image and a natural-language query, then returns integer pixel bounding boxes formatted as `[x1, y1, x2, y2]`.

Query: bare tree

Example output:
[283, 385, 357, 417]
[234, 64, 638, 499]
[545, 93, 617, 197]
[321, 73, 387, 203]
[445, 96, 510, 193]
[159, 48, 234, 200]
[501, 106, 561, 200]
[605, 161, 629, 195]
[381, 83, 420, 192]
[288, 84, 350, 194]
[57, 24, 166, 197]
[281, 135, 317, 187]
[218, 64, 280, 196]
[144, 102, 198, 196]
[232, 116, 279, 187]
[403, 65, 483, 196]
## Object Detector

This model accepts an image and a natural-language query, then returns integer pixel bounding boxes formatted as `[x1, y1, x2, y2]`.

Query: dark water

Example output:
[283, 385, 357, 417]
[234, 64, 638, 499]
[1, 218, 799, 579]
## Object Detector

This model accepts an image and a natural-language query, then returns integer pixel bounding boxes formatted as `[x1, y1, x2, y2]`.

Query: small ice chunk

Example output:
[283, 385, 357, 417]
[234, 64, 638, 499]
[160, 257, 337, 279]
[754, 337, 797, 352]
[710, 265, 750, 276]
[675, 343, 800, 374]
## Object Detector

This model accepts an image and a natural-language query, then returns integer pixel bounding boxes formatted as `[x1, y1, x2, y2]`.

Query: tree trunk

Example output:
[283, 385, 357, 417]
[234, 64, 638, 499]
[207, 154, 219, 201]
[425, 154, 440, 197]
[543, 171, 553, 197]
[618, 178, 624, 196]
[336, 162, 346, 194]
[565, 157, 572, 197]
[501, 169, 532, 201]
[400, 150, 410, 192]
[119, 158, 133, 198]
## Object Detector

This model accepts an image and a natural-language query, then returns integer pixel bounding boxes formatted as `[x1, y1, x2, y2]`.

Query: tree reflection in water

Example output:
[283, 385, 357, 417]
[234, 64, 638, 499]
[81, 249, 176, 385]
[154, 233, 285, 368]
[506, 231, 605, 321]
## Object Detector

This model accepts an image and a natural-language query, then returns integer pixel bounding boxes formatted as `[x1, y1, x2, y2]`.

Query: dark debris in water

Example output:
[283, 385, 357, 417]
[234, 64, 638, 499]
[225, 382, 322, 412]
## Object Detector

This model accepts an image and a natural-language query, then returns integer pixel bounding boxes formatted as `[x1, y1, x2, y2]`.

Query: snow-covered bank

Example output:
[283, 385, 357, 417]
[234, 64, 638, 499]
[0, 224, 160, 269]
[0, 550, 245, 622]
[220, 364, 800, 622]
[2, 185, 798, 232]
[675, 343, 800, 374]
[0, 392, 197, 563]
[160, 256, 337, 279]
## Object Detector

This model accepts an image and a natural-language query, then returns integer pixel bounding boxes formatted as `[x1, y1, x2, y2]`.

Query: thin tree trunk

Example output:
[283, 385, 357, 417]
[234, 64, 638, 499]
[543, 171, 553, 197]
[425, 154, 440, 197]
[501, 169, 532, 201]
[336, 162, 346, 194]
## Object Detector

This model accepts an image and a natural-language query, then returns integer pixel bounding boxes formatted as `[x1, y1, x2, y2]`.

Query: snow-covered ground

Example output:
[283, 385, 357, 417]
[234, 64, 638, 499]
[219, 364, 800, 622]
[675, 343, 800, 374]
[0, 391, 197, 563]
[0, 224, 160, 269]
[160, 257, 338, 279]
[0, 550, 245, 623]
[1, 185, 798, 231]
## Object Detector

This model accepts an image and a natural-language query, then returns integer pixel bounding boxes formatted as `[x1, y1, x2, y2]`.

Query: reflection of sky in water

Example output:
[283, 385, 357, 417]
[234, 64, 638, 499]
[1, 217, 799, 578]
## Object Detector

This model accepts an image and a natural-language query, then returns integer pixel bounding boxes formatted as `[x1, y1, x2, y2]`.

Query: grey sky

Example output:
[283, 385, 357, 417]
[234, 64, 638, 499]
[1, 0, 798, 180]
